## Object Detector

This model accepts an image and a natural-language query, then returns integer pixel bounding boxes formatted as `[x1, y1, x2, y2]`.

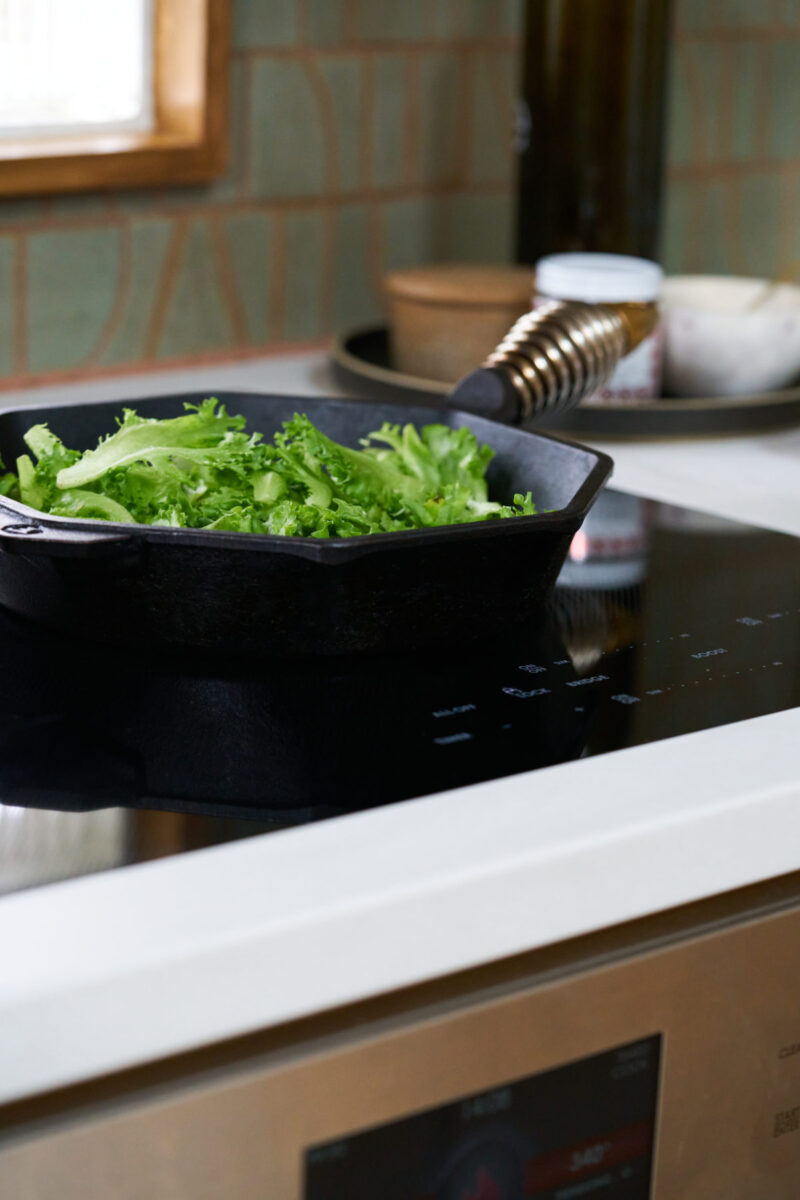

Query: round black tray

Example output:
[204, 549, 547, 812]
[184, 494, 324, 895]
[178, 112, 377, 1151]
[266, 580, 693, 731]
[331, 325, 800, 439]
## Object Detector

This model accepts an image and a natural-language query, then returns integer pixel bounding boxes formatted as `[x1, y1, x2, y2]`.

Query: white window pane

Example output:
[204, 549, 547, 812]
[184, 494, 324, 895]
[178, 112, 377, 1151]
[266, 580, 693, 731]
[0, 0, 153, 139]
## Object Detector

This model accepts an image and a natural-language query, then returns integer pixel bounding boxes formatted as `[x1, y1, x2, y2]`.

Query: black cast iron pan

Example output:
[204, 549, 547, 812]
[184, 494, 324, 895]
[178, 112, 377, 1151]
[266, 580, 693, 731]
[0, 301, 633, 656]
[0, 391, 609, 656]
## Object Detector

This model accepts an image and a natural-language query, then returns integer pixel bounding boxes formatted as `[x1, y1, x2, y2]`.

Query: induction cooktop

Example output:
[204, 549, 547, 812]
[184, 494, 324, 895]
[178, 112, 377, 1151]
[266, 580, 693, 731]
[0, 489, 798, 897]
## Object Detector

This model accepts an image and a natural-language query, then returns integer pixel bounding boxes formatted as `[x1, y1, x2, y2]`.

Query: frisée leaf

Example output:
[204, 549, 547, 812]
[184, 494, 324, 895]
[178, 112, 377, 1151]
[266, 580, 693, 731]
[5, 400, 539, 536]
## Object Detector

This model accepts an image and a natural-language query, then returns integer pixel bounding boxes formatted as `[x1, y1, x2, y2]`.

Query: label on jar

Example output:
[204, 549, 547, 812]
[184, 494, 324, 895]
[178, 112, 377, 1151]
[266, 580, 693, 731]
[534, 293, 663, 405]
[590, 323, 663, 406]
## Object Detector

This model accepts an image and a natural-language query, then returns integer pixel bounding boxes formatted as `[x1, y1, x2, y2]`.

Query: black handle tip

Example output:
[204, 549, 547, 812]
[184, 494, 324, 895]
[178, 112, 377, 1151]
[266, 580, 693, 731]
[449, 367, 522, 426]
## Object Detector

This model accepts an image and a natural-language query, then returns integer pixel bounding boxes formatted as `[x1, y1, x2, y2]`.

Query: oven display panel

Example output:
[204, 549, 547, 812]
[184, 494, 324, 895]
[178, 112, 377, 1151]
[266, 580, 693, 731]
[305, 1034, 661, 1199]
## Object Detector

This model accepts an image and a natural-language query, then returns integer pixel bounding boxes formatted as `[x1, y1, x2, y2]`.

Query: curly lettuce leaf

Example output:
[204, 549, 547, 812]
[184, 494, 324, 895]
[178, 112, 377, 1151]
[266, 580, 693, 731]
[55, 398, 248, 489]
[49, 490, 136, 523]
[6, 401, 538, 536]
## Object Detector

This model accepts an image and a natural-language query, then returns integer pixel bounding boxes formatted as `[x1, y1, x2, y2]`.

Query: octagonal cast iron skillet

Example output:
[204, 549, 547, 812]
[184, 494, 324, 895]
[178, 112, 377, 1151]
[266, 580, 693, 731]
[0, 391, 608, 657]
[0, 300, 638, 656]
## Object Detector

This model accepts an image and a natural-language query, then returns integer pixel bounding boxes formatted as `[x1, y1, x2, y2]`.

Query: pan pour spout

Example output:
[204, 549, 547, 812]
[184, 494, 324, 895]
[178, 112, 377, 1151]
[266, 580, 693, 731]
[450, 299, 659, 425]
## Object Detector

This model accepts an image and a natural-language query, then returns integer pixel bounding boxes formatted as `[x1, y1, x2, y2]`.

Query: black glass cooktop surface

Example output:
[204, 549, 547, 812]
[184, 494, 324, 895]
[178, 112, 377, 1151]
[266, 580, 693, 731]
[0, 489, 798, 896]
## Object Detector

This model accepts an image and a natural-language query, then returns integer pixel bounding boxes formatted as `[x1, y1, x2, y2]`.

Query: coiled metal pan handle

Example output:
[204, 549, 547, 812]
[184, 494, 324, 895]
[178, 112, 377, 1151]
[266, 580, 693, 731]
[450, 299, 658, 425]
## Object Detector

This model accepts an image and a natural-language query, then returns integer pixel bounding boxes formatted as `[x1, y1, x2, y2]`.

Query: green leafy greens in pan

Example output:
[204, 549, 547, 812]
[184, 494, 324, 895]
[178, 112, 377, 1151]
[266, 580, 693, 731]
[5, 399, 537, 538]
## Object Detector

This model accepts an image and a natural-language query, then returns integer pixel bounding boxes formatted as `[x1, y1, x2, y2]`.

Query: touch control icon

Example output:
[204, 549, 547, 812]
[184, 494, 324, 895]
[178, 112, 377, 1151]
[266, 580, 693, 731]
[442, 1139, 523, 1200]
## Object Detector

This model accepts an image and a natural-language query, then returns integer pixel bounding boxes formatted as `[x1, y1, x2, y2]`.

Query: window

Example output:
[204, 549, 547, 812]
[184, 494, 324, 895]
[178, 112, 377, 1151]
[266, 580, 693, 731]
[0, 0, 230, 196]
[0, 0, 153, 139]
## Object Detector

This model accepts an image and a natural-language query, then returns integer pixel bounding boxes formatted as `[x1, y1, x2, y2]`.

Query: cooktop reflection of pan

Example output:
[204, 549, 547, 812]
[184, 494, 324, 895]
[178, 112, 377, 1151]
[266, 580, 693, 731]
[0, 606, 590, 817]
[0, 392, 611, 657]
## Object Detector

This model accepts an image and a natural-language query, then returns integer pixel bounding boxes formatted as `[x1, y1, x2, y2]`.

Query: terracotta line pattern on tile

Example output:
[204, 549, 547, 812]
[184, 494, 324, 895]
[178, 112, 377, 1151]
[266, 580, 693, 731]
[319, 204, 336, 332]
[675, 24, 800, 40]
[239, 54, 255, 199]
[233, 37, 519, 58]
[296, 0, 311, 46]
[0, 183, 515, 238]
[446, 0, 461, 40]
[13, 234, 26, 376]
[209, 213, 250, 347]
[366, 200, 384, 306]
[403, 52, 421, 188]
[753, 40, 773, 160]
[669, 158, 800, 180]
[459, 50, 477, 186]
[722, 175, 746, 277]
[0, 338, 330, 395]
[360, 54, 375, 190]
[682, 45, 710, 165]
[485, 47, 516, 167]
[86, 224, 132, 368]
[344, 0, 358, 44]
[143, 218, 190, 362]
[716, 42, 737, 160]
[0, 213, 132, 237]
[233, 55, 252, 202]
[268, 209, 287, 340]
[302, 56, 341, 195]
[489, 0, 509, 35]
[778, 170, 800, 272]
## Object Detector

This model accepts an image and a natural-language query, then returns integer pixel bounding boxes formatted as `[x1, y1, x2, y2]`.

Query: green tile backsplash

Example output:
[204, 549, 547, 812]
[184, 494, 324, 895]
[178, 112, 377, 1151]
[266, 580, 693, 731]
[332, 203, 377, 331]
[370, 53, 408, 189]
[157, 220, 237, 360]
[0, 239, 16, 378]
[97, 218, 173, 367]
[0, 0, 796, 386]
[27, 228, 121, 373]
[234, 0, 298, 48]
[304, 0, 348, 48]
[223, 211, 273, 345]
[282, 210, 326, 341]
[249, 59, 328, 198]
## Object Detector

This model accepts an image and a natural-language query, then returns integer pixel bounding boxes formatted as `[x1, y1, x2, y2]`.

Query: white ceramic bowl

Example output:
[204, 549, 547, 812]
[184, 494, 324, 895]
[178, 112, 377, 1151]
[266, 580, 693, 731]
[661, 275, 800, 397]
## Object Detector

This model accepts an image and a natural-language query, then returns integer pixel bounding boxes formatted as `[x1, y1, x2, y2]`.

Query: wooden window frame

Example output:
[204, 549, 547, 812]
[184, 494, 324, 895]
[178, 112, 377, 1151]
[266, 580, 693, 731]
[0, 0, 231, 198]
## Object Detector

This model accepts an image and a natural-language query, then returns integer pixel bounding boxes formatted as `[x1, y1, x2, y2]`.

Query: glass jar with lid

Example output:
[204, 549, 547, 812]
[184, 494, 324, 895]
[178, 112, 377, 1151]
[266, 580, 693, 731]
[535, 252, 664, 405]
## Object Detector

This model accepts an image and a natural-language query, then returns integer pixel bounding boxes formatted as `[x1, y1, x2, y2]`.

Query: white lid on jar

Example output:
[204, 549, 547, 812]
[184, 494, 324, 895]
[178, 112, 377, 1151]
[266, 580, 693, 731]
[535, 252, 664, 303]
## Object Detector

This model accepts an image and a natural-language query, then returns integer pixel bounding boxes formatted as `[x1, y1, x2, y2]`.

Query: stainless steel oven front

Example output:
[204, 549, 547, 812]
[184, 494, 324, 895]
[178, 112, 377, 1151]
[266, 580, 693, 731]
[2, 872, 800, 1199]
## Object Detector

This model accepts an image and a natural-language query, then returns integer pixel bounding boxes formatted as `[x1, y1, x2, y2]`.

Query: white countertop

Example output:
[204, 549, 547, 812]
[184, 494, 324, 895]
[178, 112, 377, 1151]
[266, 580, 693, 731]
[1, 351, 799, 1106]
